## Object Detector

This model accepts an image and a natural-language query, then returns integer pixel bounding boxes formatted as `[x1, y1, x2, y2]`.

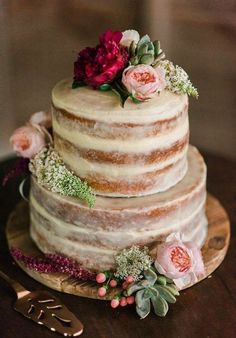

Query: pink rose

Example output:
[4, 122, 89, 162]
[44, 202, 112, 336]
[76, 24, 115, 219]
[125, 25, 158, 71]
[74, 30, 129, 88]
[29, 111, 52, 129]
[122, 64, 166, 101]
[155, 233, 204, 289]
[10, 125, 46, 158]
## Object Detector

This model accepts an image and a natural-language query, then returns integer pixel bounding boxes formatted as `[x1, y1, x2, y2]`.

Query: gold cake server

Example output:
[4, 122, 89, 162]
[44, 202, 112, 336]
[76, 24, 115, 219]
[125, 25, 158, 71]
[0, 270, 83, 336]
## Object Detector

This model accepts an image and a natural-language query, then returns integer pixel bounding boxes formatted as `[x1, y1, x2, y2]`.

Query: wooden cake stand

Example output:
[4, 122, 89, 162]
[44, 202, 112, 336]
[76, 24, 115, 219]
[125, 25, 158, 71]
[6, 194, 230, 300]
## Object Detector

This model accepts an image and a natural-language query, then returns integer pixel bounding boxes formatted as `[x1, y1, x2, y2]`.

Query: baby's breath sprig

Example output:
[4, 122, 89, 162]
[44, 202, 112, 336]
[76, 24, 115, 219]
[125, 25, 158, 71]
[158, 60, 199, 98]
[29, 146, 96, 207]
[114, 245, 153, 281]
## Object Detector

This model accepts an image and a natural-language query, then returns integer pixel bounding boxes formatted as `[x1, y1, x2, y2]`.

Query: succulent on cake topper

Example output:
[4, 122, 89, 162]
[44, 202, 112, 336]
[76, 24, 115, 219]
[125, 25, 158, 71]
[73, 29, 198, 106]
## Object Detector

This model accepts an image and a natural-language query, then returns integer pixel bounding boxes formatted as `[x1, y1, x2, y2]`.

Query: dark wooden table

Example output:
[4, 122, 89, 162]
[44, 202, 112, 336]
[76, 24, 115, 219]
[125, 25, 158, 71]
[0, 153, 235, 338]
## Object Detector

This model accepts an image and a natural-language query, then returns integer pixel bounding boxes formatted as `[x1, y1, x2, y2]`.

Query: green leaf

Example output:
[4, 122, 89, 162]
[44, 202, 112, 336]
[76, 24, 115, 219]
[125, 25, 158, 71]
[156, 275, 167, 286]
[137, 34, 151, 50]
[165, 276, 174, 284]
[130, 55, 139, 65]
[154, 285, 176, 303]
[153, 40, 160, 57]
[72, 80, 85, 89]
[148, 286, 159, 298]
[151, 295, 169, 317]
[99, 83, 111, 91]
[111, 84, 129, 107]
[164, 284, 180, 297]
[131, 95, 142, 104]
[136, 290, 151, 319]
[147, 41, 155, 55]
[139, 53, 154, 65]
[137, 43, 149, 56]
[129, 40, 137, 57]
[143, 289, 152, 300]
[126, 282, 145, 296]
[136, 299, 151, 319]
[135, 289, 145, 307]
[143, 269, 157, 285]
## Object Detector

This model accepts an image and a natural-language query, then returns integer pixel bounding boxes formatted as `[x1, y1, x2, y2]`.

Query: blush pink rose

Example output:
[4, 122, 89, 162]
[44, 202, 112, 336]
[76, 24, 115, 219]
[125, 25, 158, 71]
[29, 111, 52, 129]
[122, 64, 166, 101]
[10, 125, 46, 158]
[155, 233, 204, 289]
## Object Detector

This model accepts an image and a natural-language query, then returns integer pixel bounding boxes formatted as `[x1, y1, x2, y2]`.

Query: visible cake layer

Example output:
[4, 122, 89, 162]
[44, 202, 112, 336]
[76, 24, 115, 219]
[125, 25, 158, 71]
[52, 78, 189, 196]
[30, 146, 207, 271]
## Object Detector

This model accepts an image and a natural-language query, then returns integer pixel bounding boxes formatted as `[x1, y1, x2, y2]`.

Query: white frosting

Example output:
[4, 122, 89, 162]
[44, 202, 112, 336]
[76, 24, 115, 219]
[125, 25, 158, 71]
[58, 145, 188, 177]
[53, 116, 189, 153]
[52, 78, 188, 124]
[31, 194, 205, 247]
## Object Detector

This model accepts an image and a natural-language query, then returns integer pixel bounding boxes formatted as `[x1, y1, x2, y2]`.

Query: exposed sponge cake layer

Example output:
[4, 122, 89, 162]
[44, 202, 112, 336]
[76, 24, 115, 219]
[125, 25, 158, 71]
[30, 146, 207, 271]
[52, 78, 189, 196]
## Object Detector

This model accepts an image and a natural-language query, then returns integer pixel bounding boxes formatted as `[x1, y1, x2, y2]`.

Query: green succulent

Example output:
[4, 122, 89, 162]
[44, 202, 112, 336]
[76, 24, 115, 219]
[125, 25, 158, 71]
[129, 34, 165, 66]
[126, 268, 179, 319]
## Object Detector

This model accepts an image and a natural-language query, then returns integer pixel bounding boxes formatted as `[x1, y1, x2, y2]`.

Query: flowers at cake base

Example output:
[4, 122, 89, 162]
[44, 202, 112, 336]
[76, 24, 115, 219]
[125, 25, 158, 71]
[10, 247, 96, 281]
[114, 245, 153, 281]
[154, 233, 205, 289]
[122, 64, 166, 101]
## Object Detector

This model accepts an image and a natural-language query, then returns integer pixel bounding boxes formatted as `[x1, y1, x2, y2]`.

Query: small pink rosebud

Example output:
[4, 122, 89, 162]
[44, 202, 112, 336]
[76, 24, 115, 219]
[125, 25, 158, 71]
[109, 279, 117, 288]
[96, 272, 106, 284]
[111, 299, 120, 308]
[127, 296, 135, 305]
[120, 297, 127, 307]
[126, 275, 134, 284]
[97, 287, 107, 297]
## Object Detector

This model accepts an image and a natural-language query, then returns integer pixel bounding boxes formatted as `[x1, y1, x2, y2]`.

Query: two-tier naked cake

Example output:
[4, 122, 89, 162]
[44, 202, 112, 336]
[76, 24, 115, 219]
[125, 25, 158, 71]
[30, 79, 207, 271]
[10, 29, 209, 317]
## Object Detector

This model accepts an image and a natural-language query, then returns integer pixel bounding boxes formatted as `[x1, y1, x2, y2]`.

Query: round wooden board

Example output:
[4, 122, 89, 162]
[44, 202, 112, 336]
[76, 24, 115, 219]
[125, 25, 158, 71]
[6, 194, 230, 300]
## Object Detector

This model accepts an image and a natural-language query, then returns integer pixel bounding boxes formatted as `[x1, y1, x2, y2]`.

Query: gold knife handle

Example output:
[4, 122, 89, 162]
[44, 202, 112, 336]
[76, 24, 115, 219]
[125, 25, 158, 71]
[0, 270, 30, 299]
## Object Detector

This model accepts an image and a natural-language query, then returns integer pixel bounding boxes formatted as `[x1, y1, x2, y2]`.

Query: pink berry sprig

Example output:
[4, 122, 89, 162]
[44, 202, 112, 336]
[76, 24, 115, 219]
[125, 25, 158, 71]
[97, 285, 108, 297]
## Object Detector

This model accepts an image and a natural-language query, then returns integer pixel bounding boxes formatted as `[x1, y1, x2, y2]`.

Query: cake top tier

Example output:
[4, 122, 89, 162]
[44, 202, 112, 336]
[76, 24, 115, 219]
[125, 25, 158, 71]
[52, 78, 188, 124]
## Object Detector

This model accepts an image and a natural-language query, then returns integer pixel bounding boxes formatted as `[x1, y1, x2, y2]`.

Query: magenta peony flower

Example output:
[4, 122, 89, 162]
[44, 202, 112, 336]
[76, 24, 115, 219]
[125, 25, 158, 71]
[74, 30, 129, 88]
[29, 111, 52, 129]
[155, 233, 205, 289]
[122, 64, 166, 101]
[10, 125, 46, 159]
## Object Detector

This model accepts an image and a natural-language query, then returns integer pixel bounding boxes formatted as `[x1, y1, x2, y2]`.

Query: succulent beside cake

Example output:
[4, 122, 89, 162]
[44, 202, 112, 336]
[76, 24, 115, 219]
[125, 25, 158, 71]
[9, 29, 207, 319]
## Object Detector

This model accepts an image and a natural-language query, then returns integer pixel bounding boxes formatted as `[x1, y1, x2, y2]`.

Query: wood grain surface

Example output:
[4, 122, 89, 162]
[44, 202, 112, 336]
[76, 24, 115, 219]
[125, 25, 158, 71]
[6, 194, 230, 300]
[0, 153, 235, 338]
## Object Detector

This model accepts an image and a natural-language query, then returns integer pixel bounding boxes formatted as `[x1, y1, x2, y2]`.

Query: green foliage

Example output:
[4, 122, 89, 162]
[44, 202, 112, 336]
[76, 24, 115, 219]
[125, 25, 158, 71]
[29, 146, 96, 207]
[158, 60, 199, 98]
[126, 268, 179, 319]
[129, 34, 165, 66]
[72, 80, 85, 89]
[114, 246, 153, 281]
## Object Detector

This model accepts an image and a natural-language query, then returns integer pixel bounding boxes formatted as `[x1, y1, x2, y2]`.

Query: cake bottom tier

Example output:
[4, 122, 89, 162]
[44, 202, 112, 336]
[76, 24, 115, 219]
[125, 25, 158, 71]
[29, 145, 207, 271]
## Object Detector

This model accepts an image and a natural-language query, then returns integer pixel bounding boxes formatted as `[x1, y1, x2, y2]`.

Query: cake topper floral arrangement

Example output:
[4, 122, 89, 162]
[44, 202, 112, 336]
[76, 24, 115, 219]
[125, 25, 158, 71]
[73, 29, 198, 105]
